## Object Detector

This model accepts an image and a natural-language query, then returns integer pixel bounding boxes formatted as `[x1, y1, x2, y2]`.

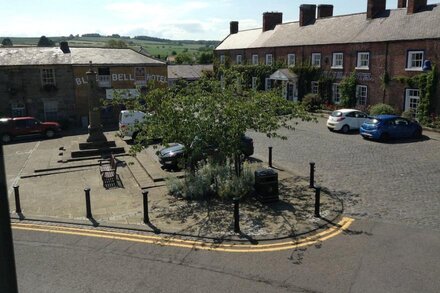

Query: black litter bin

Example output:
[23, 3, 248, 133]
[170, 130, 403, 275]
[254, 168, 279, 203]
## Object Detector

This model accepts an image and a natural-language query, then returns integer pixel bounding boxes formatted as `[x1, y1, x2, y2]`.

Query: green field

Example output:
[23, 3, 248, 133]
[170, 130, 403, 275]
[2, 36, 218, 62]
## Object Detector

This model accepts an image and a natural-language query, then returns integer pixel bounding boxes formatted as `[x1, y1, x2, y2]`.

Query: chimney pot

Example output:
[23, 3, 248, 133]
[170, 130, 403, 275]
[299, 4, 317, 26]
[367, 0, 386, 19]
[407, 0, 427, 14]
[263, 12, 283, 32]
[230, 21, 239, 34]
[60, 41, 70, 53]
[318, 4, 334, 19]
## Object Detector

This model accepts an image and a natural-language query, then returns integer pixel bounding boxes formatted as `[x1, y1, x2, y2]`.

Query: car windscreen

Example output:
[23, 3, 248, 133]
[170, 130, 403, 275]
[331, 111, 342, 117]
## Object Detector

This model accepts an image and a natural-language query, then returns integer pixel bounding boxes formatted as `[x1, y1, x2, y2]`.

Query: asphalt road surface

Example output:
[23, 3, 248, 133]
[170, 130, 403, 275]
[12, 219, 440, 293]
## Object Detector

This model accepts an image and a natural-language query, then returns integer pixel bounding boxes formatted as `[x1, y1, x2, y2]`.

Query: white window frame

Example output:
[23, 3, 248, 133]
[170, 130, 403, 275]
[236, 54, 242, 65]
[407, 51, 424, 71]
[332, 53, 343, 69]
[265, 78, 271, 91]
[41, 68, 56, 86]
[265, 54, 273, 66]
[311, 81, 319, 94]
[252, 54, 259, 65]
[311, 53, 321, 68]
[44, 100, 58, 121]
[252, 77, 258, 89]
[356, 85, 368, 105]
[287, 54, 296, 67]
[332, 83, 340, 104]
[220, 55, 225, 64]
[11, 102, 26, 117]
[405, 89, 420, 116]
[356, 52, 370, 70]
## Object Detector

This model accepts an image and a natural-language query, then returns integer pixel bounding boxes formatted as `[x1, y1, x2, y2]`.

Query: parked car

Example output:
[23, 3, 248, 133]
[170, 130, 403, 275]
[158, 136, 254, 168]
[327, 109, 369, 133]
[360, 115, 422, 141]
[0, 117, 61, 143]
[118, 110, 150, 140]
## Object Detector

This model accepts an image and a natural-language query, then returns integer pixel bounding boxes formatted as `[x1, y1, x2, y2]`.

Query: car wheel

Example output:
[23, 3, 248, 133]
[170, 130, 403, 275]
[45, 129, 55, 138]
[413, 129, 422, 138]
[380, 133, 390, 142]
[1, 133, 12, 144]
[341, 125, 350, 133]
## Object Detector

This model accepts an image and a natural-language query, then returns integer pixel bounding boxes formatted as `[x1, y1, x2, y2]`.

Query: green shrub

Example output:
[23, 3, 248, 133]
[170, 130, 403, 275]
[166, 161, 259, 200]
[369, 103, 396, 116]
[401, 109, 416, 120]
[302, 93, 323, 112]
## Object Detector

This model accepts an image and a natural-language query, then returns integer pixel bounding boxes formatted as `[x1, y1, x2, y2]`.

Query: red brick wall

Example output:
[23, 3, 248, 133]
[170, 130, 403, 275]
[216, 38, 440, 114]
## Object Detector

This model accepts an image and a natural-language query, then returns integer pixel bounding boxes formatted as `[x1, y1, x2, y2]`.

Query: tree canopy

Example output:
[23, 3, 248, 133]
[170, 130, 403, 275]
[110, 77, 312, 173]
[37, 36, 55, 47]
[1, 38, 13, 47]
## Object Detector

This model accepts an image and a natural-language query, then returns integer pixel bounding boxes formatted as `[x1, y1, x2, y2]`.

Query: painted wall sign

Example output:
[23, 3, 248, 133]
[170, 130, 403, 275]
[75, 73, 167, 86]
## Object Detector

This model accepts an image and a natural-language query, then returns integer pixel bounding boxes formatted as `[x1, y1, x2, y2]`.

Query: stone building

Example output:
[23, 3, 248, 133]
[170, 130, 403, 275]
[215, 0, 440, 114]
[0, 42, 167, 126]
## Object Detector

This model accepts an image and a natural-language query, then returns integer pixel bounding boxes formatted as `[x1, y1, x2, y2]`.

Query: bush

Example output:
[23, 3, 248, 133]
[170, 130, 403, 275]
[166, 161, 259, 200]
[401, 109, 416, 120]
[302, 93, 323, 112]
[369, 103, 396, 116]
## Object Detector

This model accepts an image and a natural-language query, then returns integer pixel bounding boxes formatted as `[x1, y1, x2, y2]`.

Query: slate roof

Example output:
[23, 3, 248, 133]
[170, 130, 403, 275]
[167, 64, 213, 80]
[0, 47, 165, 66]
[216, 5, 440, 50]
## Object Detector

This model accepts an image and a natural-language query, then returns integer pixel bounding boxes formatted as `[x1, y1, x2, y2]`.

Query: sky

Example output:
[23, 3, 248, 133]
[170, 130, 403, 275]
[0, 0, 438, 41]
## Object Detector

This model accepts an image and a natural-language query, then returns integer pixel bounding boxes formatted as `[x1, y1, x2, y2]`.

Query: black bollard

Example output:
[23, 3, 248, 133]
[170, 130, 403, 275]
[314, 186, 321, 218]
[268, 147, 273, 168]
[142, 190, 149, 224]
[13, 185, 21, 214]
[309, 162, 315, 188]
[84, 188, 92, 219]
[233, 197, 240, 233]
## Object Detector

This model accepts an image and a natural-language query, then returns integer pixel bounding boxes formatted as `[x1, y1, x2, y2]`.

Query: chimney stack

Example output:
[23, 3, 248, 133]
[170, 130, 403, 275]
[299, 4, 316, 26]
[263, 12, 283, 32]
[367, 0, 386, 19]
[407, 0, 427, 13]
[60, 41, 70, 53]
[398, 0, 407, 8]
[230, 21, 239, 34]
[317, 4, 334, 19]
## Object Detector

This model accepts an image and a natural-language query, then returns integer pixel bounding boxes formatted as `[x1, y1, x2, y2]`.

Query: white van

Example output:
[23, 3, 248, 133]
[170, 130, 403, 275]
[118, 110, 147, 140]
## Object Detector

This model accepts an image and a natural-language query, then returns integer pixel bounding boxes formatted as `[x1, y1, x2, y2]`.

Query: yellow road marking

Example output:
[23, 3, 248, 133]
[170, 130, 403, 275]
[12, 217, 354, 253]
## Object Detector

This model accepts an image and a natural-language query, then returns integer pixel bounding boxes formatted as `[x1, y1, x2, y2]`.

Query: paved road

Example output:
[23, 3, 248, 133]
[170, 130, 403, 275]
[249, 116, 440, 230]
[12, 219, 440, 293]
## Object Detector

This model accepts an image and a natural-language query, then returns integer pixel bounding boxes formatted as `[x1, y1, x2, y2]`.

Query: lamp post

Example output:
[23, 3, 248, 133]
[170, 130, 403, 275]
[86, 61, 107, 143]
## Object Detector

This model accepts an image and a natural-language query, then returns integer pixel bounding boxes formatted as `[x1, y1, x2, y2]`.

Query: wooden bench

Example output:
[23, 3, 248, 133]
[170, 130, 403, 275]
[99, 154, 119, 188]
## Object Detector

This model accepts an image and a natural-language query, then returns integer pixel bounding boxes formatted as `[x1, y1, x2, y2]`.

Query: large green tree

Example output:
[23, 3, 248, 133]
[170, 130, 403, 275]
[113, 77, 311, 174]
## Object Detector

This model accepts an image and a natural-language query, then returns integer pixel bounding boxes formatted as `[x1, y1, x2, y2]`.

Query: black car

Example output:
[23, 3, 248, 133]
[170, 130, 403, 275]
[158, 136, 254, 168]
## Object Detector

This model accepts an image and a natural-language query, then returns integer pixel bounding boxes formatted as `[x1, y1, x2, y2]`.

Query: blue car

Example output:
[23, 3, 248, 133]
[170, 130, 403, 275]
[360, 115, 422, 141]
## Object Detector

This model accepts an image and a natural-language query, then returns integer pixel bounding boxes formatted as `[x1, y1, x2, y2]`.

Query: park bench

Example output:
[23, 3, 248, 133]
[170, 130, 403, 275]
[99, 154, 119, 188]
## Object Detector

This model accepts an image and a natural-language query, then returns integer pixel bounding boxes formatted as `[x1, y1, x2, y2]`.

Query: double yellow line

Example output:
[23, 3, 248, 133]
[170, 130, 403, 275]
[12, 217, 354, 253]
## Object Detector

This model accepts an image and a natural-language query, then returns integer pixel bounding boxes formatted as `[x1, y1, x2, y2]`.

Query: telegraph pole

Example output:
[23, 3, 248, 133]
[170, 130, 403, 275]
[0, 143, 19, 293]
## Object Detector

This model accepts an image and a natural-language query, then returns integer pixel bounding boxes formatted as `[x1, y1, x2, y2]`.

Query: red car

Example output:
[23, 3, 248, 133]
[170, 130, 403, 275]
[0, 117, 62, 143]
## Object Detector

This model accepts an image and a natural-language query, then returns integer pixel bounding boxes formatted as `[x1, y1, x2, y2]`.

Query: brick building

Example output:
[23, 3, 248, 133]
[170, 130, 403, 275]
[215, 0, 440, 114]
[0, 42, 167, 126]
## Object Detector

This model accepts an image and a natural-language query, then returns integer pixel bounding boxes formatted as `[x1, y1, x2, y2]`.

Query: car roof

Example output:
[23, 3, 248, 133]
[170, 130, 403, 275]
[375, 115, 399, 120]
[336, 109, 359, 113]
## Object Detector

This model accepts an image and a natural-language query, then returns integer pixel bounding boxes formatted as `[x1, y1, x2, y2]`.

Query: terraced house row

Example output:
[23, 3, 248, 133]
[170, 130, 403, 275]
[214, 0, 440, 115]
